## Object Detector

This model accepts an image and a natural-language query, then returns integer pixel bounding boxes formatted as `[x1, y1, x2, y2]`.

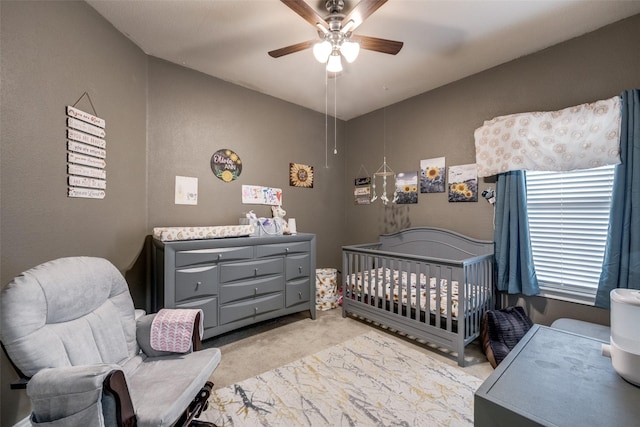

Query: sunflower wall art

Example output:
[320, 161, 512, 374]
[211, 149, 242, 182]
[420, 157, 446, 193]
[289, 163, 314, 188]
[448, 163, 478, 202]
[394, 171, 418, 204]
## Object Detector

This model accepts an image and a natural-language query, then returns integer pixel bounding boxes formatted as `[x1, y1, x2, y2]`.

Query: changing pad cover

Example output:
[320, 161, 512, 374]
[153, 225, 254, 242]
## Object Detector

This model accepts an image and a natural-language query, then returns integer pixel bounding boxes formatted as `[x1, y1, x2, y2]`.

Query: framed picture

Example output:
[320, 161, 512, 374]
[448, 163, 478, 202]
[394, 171, 418, 204]
[289, 163, 314, 188]
[420, 157, 445, 193]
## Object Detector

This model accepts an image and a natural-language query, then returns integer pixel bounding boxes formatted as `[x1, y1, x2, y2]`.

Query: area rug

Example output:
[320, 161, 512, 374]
[201, 331, 484, 426]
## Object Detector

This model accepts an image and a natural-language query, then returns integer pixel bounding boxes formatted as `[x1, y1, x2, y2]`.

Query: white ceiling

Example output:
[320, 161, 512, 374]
[86, 0, 640, 120]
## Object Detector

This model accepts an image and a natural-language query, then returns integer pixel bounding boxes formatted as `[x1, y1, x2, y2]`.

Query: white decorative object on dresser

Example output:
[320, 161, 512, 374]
[151, 233, 316, 340]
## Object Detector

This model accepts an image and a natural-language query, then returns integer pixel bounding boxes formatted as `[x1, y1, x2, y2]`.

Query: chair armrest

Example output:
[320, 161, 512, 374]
[136, 311, 203, 357]
[27, 364, 133, 426]
[1, 340, 30, 389]
[103, 369, 136, 427]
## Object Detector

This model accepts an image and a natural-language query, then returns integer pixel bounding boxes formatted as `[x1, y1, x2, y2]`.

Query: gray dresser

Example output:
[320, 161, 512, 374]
[151, 233, 316, 340]
[475, 324, 640, 426]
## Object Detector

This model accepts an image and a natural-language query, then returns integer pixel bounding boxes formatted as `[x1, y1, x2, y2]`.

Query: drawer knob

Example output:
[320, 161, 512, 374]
[298, 291, 302, 299]
[196, 281, 202, 289]
[255, 287, 259, 294]
[254, 307, 258, 313]
[254, 268, 258, 276]
[298, 266, 303, 273]
[218, 254, 223, 260]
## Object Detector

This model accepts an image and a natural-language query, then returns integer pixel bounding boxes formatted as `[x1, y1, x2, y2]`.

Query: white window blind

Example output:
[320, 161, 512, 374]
[526, 165, 616, 296]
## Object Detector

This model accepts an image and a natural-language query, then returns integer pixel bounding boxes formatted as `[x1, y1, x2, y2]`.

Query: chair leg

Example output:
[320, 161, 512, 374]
[176, 381, 217, 427]
[190, 421, 217, 427]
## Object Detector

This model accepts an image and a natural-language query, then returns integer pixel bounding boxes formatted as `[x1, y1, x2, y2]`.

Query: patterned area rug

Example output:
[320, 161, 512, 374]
[201, 331, 484, 426]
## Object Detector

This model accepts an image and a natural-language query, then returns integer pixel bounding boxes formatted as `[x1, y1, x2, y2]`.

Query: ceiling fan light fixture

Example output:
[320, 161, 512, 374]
[340, 39, 360, 63]
[326, 51, 343, 73]
[313, 40, 332, 63]
[341, 19, 355, 34]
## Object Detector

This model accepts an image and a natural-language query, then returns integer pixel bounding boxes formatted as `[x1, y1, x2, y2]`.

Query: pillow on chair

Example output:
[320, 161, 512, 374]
[480, 306, 533, 368]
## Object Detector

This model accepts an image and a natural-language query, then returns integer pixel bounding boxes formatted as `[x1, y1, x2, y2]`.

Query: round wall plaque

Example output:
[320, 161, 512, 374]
[211, 149, 242, 182]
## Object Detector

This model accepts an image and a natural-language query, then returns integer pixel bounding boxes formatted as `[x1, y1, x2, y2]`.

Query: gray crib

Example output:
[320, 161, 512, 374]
[342, 227, 495, 366]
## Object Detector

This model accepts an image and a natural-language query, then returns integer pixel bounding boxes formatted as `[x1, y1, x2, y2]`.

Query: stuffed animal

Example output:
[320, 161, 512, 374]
[271, 205, 290, 234]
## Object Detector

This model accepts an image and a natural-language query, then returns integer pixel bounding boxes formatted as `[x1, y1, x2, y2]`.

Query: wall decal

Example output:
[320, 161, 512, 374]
[289, 163, 314, 188]
[211, 149, 242, 182]
[448, 163, 478, 202]
[420, 156, 446, 193]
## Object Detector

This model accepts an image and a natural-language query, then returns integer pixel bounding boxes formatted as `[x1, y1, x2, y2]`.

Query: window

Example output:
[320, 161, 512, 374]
[526, 165, 616, 303]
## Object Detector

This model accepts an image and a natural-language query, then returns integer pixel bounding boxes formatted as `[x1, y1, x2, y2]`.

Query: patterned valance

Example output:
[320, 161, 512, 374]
[474, 96, 621, 178]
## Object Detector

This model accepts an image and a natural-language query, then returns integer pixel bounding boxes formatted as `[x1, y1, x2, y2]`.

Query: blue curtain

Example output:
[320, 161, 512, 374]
[595, 89, 640, 309]
[494, 170, 540, 295]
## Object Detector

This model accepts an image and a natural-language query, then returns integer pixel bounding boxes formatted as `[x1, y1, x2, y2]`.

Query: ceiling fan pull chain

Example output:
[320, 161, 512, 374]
[325, 69, 329, 168]
[334, 76, 338, 155]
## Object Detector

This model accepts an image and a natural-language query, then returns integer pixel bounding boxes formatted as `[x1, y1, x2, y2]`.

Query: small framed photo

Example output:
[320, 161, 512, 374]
[289, 163, 314, 188]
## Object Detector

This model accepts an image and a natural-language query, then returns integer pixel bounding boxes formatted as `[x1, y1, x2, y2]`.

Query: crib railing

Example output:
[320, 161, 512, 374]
[342, 244, 494, 365]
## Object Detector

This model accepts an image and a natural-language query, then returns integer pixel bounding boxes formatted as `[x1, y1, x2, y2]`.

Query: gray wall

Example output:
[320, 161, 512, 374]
[146, 57, 345, 271]
[344, 13, 640, 326]
[1, 2, 148, 425]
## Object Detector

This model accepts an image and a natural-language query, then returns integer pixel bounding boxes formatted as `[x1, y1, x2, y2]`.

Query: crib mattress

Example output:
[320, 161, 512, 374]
[347, 267, 468, 318]
[153, 225, 254, 242]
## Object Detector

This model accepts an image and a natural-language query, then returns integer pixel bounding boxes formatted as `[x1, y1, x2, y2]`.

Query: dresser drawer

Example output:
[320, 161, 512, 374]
[175, 246, 253, 267]
[220, 258, 283, 283]
[219, 293, 283, 325]
[175, 265, 218, 303]
[286, 253, 310, 280]
[219, 275, 284, 304]
[286, 278, 311, 307]
[176, 296, 218, 329]
[255, 241, 310, 258]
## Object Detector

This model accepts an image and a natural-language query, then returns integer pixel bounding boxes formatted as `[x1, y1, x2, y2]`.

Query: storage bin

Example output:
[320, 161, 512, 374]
[316, 268, 338, 311]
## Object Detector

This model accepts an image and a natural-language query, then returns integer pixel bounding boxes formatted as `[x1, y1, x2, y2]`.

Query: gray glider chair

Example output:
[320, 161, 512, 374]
[0, 256, 221, 426]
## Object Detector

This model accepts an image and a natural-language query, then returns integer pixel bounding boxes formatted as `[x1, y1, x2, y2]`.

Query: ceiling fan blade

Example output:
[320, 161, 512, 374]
[281, 0, 328, 29]
[268, 40, 315, 58]
[350, 35, 403, 55]
[341, 0, 388, 32]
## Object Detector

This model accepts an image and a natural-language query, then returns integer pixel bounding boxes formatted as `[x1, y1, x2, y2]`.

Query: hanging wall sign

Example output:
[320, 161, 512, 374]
[354, 176, 371, 205]
[66, 101, 106, 199]
[211, 149, 242, 182]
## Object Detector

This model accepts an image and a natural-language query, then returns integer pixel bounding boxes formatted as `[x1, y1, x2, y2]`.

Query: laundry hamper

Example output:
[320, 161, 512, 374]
[315, 268, 338, 311]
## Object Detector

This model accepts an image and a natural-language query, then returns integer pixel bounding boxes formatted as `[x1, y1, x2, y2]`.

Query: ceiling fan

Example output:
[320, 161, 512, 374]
[268, 0, 403, 73]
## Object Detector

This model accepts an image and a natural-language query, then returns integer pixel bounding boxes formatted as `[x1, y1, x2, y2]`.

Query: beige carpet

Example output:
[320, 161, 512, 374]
[201, 330, 485, 426]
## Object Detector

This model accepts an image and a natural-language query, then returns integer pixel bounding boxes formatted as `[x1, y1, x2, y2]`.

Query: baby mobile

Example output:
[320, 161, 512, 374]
[371, 156, 396, 205]
[371, 100, 396, 205]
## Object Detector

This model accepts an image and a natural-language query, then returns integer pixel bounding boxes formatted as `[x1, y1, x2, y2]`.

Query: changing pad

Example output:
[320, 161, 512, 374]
[153, 225, 254, 242]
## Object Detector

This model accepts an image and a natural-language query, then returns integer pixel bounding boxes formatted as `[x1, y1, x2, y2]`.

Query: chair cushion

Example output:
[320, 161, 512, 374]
[124, 348, 222, 427]
[1, 257, 138, 377]
[480, 306, 533, 368]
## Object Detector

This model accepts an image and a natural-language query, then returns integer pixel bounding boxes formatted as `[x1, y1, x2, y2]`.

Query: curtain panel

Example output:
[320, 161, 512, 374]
[494, 171, 539, 295]
[595, 89, 640, 309]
